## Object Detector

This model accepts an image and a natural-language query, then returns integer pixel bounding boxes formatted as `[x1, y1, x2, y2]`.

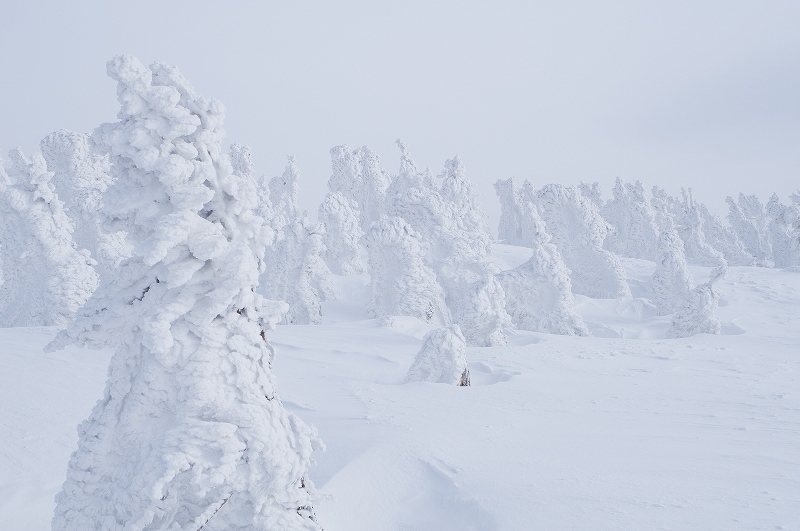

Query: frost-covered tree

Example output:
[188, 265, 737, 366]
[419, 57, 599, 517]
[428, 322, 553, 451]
[269, 155, 301, 222]
[667, 264, 726, 338]
[650, 185, 680, 232]
[496, 204, 588, 335]
[365, 216, 450, 326]
[47, 55, 322, 530]
[766, 194, 795, 269]
[534, 184, 631, 298]
[387, 145, 507, 345]
[698, 202, 754, 266]
[649, 219, 694, 316]
[602, 178, 659, 261]
[727, 193, 770, 266]
[317, 191, 365, 275]
[328, 145, 392, 233]
[673, 189, 726, 267]
[40, 130, 132, 281]
[230, 144, 274, 224]
[494, 178, 525, 245]
[407, 325, 470, 386]
[262, 216, 337, 325]
[578, 181, 603, 210]
[0, 149, 98, 327]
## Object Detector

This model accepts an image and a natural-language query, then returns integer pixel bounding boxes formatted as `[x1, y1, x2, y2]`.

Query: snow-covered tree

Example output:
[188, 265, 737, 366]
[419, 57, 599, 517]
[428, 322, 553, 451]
[439, 155, 492, 259]
[269, 155, 301, 222]
[407, 325, 470, 386]
[452, 269, 512, 346]
[534, 183, 631, 299]
[727, 194, 770, 266]
[650, 185, 680, 232]
[40, 130, 132, 281]
[602, 178, 659, 261]
[766, 194, 795, 269]
[674, 189, 726, 267]
[47, 55, 322, 530]
[262, 215, 337, 325]
[667, 264, 726, 338]
[649, 219, 694, 316]
[494, 178, 525, 245]
[0, 149, 98, 327]
[365, 216, 450, 326]
[317, 191, 365, 275]
[698, 202, 754, 266]
[578, 181, 603, 210]
[496, 204, 588, 335]
[328, 145, 392, 233]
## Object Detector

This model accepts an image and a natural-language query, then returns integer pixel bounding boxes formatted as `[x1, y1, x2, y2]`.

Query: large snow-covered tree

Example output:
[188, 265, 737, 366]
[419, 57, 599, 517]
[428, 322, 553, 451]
[534, 184, 630, 299]
[407, 325, 470, 386]
[649, 219, 694, 316]
[0, 149, 98, 327]
[602, 178, 659, 261]
[47, 55, 322, 530]
[317, 191, 365, 275]
[365, 216, 451, 326]
[496, 203, 588, 335]
[667, 264, 726, 338]
[727, 194, 770, 266]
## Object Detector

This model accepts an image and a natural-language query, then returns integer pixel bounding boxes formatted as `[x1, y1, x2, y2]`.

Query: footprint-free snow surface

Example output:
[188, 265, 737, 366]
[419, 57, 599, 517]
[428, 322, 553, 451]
[2, 245, 799, 530]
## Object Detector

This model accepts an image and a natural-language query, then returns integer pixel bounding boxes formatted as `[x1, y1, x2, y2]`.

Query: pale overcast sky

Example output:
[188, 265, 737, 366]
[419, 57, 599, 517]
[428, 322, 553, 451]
[1, 1, 798, 229]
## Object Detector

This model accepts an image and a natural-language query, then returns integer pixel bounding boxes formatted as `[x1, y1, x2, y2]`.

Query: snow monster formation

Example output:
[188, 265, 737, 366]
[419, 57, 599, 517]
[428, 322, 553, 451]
[496, 203, 588, 335]
[667, 264, 727, 339]
[40, 129, 132, 282]
[533, 183, 630, 299]
[407, 325, 470, 386]
[365, 216, 451, 326]
[317, 191, 365, 275]
[0, 149, 98, 327]
[649, 219, 694, 316]
[47, 55, 322, 530]
[601, 178, 660, 261]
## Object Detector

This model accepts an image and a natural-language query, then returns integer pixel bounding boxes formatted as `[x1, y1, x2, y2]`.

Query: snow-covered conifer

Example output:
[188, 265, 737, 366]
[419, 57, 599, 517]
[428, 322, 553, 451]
[439, 155, 492, 259]
[48, 55, 321, 530]
[727, 195, 769, 266]
[698, 202, 754, 266]
[674, 189, 726, 267]
[364, 216, 450, 326]
[602, 178, 659, 260]
[407, 325, 470, 386]
[317, 191, 365, 275]
[766, 194, 795, 269]
[269, 155, 301, 222]
[534, 183, 631, 298]
[0, 149, 98, 327]
[578, 181, 603, 210]
[667, 264, 726, 338]
[494, 178, 525, 245]
[328, 145, 392, 233]
[649, 219, 694, 315]
[496, 205, 588, 335]
[263, 216, 337, 325]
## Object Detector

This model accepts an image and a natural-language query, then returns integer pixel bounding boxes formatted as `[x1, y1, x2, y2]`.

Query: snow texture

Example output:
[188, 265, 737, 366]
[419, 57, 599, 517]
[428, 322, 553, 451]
[47, 55, 322, 530]
[364, 216, 450, 326]
[667, 264, 726, 338]
[407, 325, 470, 386]
[0, 149, 98, 327]
[649, 220, 694, 316]
[533, 183, 631, 299]
[317, 191, 365, 275]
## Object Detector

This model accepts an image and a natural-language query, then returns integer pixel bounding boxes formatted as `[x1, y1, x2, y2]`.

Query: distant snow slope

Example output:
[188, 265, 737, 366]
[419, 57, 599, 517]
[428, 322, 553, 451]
[2, 243, 799, 530]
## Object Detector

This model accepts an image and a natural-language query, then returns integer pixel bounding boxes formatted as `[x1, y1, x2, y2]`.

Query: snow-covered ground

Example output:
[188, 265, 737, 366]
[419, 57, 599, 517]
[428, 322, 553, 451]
[2, 244, 799, 530]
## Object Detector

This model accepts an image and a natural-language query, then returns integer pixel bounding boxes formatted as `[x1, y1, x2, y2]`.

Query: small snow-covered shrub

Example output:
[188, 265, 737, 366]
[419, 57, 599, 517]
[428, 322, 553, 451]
[318, 191, 365, 275]
[48, 55, 322, 530]
[667, 265, 726, 338]
[407, 325, 470, 386]
[365, 216, 450, 326]
[649, 220, 694, 316]
[0, 149, 98, 327]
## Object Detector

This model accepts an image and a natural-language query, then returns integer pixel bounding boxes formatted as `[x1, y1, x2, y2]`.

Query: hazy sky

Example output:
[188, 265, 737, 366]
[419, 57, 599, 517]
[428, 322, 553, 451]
[1, 1, 798, 229]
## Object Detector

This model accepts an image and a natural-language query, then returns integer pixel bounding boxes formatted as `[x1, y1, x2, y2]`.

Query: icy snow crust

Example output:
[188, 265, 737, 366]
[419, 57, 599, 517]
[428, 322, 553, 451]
[3, 249, 800, 530]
